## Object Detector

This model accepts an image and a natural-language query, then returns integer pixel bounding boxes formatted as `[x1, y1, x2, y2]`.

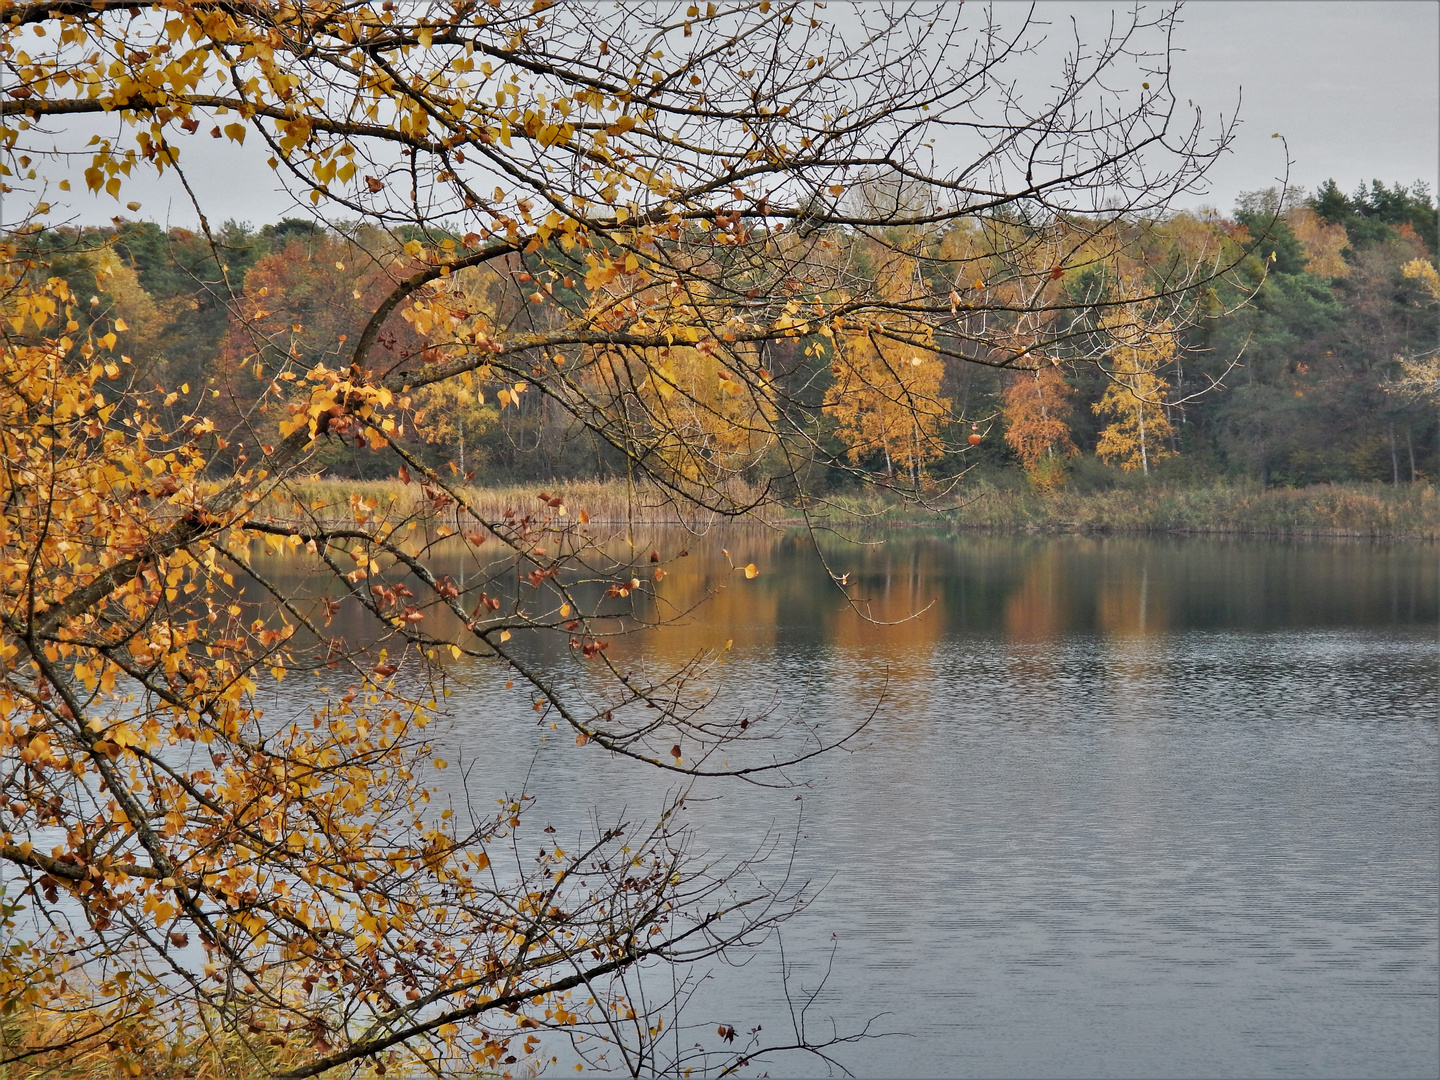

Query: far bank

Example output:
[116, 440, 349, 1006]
[253, 478, 1438, 542]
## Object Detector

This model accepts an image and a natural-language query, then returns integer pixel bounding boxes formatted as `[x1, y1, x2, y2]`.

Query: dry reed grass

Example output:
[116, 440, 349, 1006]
[0, 1004, 380, 1080]
[946, 480, 1439, 540]
[247, 476, 1437, 539]
[254, 475, 775, 529]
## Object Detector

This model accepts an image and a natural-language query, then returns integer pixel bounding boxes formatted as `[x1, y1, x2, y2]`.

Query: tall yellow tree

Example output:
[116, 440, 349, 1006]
[824, 246, 952, 485]
[824, 323, 950, 484]
[1093, 289, 1178, 474]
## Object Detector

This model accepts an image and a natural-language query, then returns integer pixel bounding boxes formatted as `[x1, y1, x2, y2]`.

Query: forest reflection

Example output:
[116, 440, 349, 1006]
[245, 528, 1436, 685]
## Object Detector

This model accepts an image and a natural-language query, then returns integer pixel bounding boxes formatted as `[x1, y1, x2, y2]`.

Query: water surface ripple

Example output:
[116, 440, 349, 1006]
[435, 536, 1437, 1078]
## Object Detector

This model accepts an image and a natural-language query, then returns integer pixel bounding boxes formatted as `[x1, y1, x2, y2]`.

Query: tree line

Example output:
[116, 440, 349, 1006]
[34, 176, 1437, 496]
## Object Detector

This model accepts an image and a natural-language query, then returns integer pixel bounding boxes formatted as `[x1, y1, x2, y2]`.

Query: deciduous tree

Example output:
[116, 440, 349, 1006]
[1001, 365, 1078, 491]
[1094, 287, 1177, 475]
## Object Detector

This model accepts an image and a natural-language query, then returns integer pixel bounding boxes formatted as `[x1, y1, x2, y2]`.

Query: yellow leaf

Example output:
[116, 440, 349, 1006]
[743, 563, 758, 579]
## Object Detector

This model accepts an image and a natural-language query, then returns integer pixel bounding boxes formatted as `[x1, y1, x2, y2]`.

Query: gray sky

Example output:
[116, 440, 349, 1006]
[22, 1, 1440, 227]
[1166, 0, 1440, 209]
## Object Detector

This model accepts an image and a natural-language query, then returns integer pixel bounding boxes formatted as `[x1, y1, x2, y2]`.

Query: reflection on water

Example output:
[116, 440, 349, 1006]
[269, 532, 1437, 1077]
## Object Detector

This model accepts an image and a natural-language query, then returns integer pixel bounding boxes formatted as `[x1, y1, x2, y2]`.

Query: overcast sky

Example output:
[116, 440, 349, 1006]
[19, 1, 1440, 227]
[1164, 1, 1439, 208]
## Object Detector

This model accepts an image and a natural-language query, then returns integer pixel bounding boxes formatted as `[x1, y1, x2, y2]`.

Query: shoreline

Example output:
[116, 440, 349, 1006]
[250, 478, 1440, 543]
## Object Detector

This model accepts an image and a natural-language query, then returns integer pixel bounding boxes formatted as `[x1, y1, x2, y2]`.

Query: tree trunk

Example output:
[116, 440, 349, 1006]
[1137, 379, 1149, 477]
[1389, 419, 1399, 487]
[911, 416, 920, 488]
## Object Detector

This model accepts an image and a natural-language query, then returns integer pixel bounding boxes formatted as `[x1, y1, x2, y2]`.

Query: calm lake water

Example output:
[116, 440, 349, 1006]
[302, 532, 1440, 1077]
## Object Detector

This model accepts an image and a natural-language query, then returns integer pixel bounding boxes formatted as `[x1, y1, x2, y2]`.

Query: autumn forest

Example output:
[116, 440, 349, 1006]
[33, 177, 1439, 499]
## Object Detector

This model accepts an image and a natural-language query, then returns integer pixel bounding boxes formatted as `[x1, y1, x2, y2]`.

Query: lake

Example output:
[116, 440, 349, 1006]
[291, 531, 1440, 1077]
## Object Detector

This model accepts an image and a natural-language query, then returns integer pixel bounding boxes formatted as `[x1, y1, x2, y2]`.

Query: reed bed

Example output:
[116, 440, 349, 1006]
[250, 476, 1438, 540]
[253, 475, 773, 529]
[947, 480, 1439, 540]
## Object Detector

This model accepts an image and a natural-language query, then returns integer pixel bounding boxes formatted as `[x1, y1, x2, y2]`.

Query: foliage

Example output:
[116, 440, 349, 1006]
[1093, 288, 1177, 475]
[1311, 179, 1439, 250]
[823, 321, 949, 483]
[1001, 366, 1078, 491]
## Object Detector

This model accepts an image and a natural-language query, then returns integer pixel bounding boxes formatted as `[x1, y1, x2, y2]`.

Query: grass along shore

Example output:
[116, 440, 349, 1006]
[941, 480, 1438, 540]
[249, 476, 1439, 540]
